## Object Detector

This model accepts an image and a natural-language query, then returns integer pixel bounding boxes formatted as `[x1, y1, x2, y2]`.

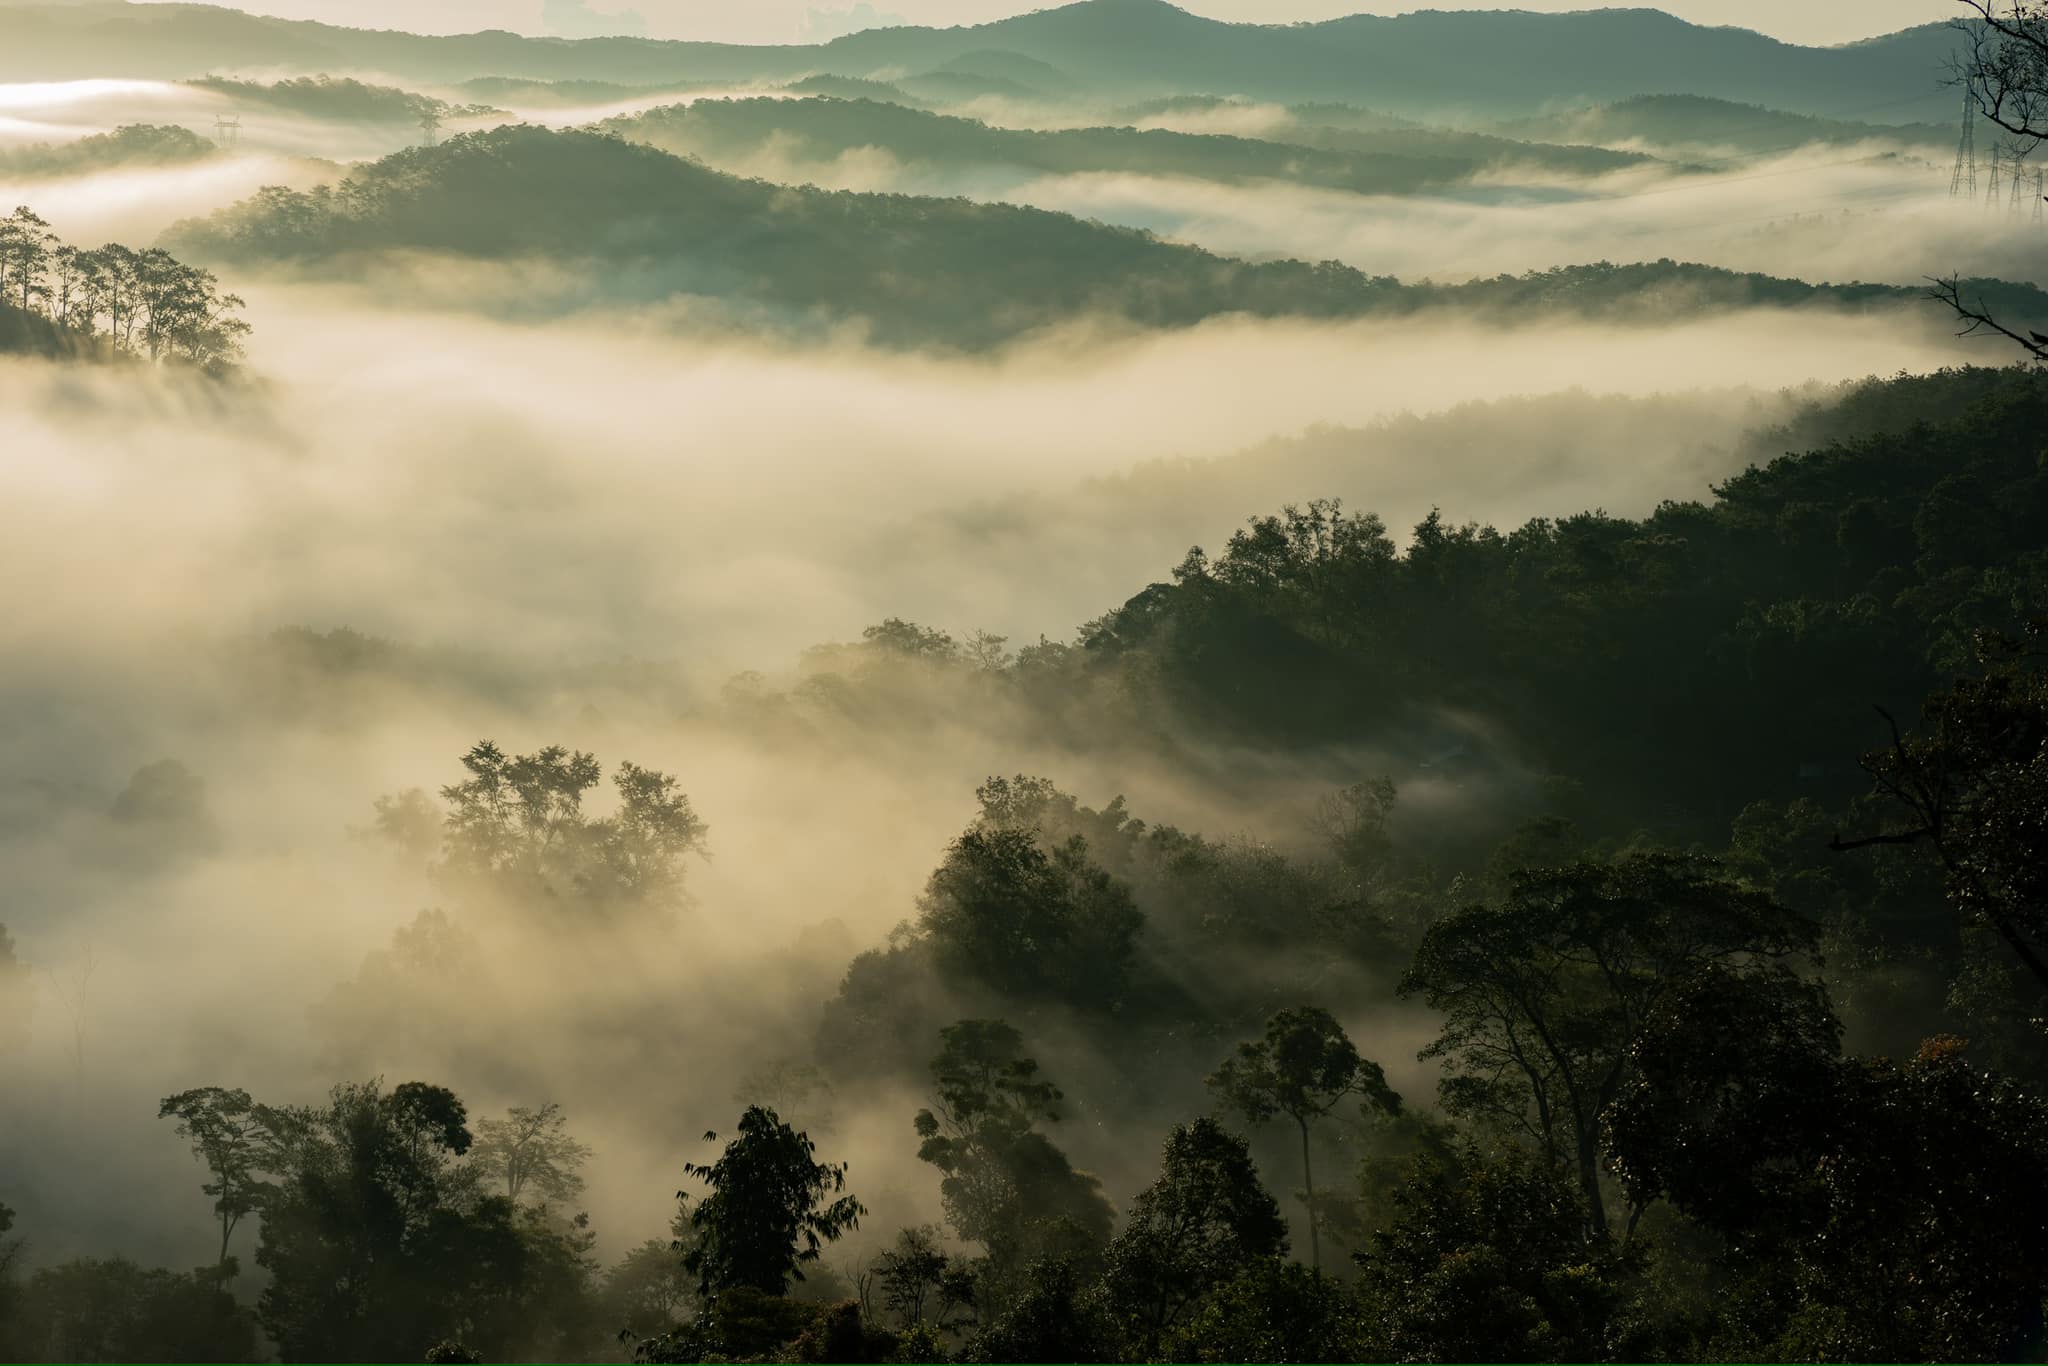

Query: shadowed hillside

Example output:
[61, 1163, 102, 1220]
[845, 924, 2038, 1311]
[165, 125, 2048, 347]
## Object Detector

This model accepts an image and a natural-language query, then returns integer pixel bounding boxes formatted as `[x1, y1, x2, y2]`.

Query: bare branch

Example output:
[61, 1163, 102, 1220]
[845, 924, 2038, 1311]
[1927, 275, 2048, 363]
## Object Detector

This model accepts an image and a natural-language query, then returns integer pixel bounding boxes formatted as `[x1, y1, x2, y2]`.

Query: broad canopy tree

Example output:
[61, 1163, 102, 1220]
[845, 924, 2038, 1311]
[1400, 852, 1815, 1235]
[917, 825, 1144, 1009]
[471, 1102, 594, 1206]
[369, 741, 709, 920]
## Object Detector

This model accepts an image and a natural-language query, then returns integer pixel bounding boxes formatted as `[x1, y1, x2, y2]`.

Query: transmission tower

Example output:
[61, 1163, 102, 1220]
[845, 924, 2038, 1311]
[2014, 153, 2030, 216]
[418, 110, 442, 147]
[2036, 167, 2045, 225]
[213, 114, 241, 150]
[1953, 88, 1979, 198]
[1988, 143, 2005, 210]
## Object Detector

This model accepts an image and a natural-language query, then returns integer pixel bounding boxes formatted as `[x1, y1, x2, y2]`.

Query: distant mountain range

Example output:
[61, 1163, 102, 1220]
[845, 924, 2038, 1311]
[0, 0, 1976, 121]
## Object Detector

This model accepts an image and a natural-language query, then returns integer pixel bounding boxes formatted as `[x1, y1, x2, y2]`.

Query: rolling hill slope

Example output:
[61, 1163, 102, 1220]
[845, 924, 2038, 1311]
[164, 125, 2047, 348]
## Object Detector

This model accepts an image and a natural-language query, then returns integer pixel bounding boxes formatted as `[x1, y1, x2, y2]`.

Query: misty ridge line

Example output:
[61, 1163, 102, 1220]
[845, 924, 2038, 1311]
[141, 125, 2048, 352]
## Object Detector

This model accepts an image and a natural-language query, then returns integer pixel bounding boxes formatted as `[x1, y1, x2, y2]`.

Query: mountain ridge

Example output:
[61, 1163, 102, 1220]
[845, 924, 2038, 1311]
[0, 0, 1976, 120]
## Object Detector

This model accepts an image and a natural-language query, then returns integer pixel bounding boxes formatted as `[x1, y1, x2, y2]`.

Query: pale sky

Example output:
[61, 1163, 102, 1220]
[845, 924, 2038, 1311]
[132, 0, 1967, 47]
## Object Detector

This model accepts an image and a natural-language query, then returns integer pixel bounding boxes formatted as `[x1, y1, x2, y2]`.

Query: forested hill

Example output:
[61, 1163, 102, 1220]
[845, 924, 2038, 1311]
[1037, 366, 2048, 835]
[603, 97, 1649, 192]
[166, 126, 2048, 349]
[0, 123, 217, 179]
[0, 0, 1973, 120]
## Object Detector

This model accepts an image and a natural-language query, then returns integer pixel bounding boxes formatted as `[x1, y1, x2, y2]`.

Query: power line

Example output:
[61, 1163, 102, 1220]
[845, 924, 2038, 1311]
[1952, 88, 1978, 197]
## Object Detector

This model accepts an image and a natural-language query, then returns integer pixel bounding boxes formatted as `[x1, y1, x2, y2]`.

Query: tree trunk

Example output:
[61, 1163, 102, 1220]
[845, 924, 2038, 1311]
[1299, 1115, 1321, 1271]
[1578, 1131, 1608, 1238]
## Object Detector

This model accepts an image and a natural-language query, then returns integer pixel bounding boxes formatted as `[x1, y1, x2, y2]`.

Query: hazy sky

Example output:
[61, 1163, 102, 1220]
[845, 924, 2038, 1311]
[131, 0, 1966, 47]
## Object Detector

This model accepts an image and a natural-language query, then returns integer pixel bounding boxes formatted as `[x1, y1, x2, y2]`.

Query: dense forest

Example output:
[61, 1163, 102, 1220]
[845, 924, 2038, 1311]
[6, 360, 2048, 1362]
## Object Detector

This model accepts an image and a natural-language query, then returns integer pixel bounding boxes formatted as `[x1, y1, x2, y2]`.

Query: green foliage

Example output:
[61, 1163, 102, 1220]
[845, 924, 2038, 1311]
[1160, 1258, 1367, 1365]
[1498, 94, 1951, 155]
[632, 1288, 888, 1364]
[1402, 853, 1814, 1230]
[1354, 1141, 1638, 1363]
[1209, 1005, 1400, 1131]
[1069, 371, 2048, 830]
[918, 826, 1143, 1007]
[679, 1106, 864, 1298]
[961, 1255, 1114, 1365]
[1612, 972, 2048, 1361]
[3, 1258, 260, 1363]
[252, 1078, 598, 1362]
[1100, 1117, 1288, 1357]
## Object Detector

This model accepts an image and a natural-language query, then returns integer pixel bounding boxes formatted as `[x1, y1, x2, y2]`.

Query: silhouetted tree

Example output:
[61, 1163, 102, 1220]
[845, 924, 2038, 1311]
[471, 1102, 593, 1205]
[431, 741, 708, 916]
[1208, 1005, 1399, 1269]
[157, 1087, 273, 1269]
[1835, 646, 2048, 995]
[678, 1106, 864, 1298]
[914, 1020, 1115, 1296]
[1401, 853, 1814, 1233]
[0, 207, 248, 367]
[872, 1225, 975, 1332]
